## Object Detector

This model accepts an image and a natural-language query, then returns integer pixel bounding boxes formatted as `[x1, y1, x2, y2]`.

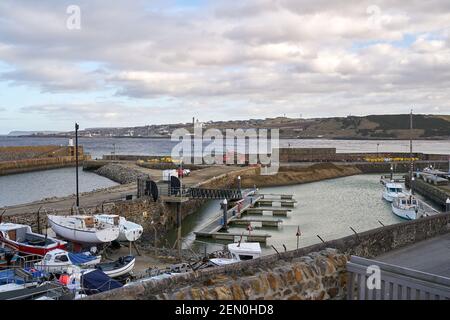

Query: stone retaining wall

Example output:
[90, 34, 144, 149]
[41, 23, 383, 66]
[88, 212, 450, 300]
[0, 156, 89, 176]
[94, 163, 148, 184]
[0, 145, 81, 161]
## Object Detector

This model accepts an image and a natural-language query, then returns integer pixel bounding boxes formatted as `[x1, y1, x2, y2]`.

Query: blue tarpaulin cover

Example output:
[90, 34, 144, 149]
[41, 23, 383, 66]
[81, 269, 122, 294]
[0, 269, 43, 285]
[68, 252, 98, 265]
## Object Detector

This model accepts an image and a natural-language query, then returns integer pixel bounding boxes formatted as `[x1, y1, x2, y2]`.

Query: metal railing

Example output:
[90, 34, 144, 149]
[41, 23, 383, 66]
[346, 256, 450, 300]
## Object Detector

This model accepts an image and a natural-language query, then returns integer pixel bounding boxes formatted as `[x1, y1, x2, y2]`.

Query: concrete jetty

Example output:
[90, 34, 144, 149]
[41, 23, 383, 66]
[255, 198, 297, 208]
[244, 207, 291, 216]
[229, 218, 283, 228]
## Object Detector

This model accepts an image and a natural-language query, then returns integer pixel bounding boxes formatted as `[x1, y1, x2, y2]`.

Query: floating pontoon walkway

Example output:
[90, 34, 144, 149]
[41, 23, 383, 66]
[194, 190, 296, 243]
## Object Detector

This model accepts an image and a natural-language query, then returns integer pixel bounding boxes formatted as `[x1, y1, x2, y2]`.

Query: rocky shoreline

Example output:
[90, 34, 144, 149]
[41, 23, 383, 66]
[95, 163, 149, 184]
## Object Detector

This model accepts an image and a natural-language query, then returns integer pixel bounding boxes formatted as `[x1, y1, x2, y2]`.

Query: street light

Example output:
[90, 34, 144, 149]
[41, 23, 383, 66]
[222, 199, 228, 229]
[446, 198, 450, 212]
[75, 123, 80, 208]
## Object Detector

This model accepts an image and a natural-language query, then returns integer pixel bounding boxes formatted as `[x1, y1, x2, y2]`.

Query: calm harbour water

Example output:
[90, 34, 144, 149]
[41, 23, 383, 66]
[166, 174, 435, 255]
[0, 167, 118, 207]
[0, 136, 448, 209]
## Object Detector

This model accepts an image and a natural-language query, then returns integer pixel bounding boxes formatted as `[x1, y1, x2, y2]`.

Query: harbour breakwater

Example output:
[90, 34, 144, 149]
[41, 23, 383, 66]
[88, 212, 450, 300]
[0, 145, 89, 176]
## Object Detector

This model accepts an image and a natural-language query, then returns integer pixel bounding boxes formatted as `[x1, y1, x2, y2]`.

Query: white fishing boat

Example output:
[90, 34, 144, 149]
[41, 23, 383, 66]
[391, 195, 421, 220]
[382, 182, 408, 202]
[94, 214, 143, 242]
[34, 249, 101, 273]
[47, 215, 120, 244]
[209, 242, 261, 266]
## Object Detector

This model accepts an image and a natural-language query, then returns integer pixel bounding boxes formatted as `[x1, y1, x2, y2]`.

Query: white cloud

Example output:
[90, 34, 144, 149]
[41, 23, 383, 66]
[0, 0, 449, 125]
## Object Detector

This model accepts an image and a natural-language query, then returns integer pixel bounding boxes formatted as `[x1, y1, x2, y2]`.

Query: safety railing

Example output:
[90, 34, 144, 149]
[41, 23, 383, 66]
[347, 256, 450, 300]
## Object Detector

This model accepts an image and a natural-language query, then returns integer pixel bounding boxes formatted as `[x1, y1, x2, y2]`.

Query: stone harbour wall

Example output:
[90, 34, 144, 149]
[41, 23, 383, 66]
[88, 212, 450, 300]
[0, 156, 89, 176]
[159, 249, 347, 300]
[0, 145, 80, 161]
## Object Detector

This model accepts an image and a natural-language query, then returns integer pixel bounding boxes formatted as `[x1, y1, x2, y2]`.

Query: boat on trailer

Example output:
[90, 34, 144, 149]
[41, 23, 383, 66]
[47, 215, 120, 244]
[209, 242, 261, 266]
[0, 223, 67, 256]
[94, 214, 143, 242]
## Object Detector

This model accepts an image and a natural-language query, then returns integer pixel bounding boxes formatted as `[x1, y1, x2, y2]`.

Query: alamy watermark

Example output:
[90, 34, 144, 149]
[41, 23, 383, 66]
[66, 5, 81, 30]
[170, 124, 279, 175]
[366, 265, 381, 290]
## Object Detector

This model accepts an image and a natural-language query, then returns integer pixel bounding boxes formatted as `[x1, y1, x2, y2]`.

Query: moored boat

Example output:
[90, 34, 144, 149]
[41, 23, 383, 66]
[382, 182, 408, 202]
[0, 223, 66, 256]
[47, 215, 120, 244]
[94, 214, 143, 242]
[391, 195, 424, 220]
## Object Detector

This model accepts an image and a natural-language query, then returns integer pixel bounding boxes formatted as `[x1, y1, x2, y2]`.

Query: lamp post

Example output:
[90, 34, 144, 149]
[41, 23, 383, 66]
[446, 198, 450, 213]
[411, 177, 415, 195]
[75, 123, 80, 208]
[222, 199, 228, 229]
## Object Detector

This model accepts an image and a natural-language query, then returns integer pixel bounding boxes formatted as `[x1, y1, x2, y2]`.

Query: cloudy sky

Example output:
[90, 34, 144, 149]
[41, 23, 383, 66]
[0, 0, 450, 133]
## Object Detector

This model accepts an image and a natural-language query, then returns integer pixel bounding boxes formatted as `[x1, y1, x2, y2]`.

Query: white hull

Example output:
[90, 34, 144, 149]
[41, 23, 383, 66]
[48, 215, 119, 244]
[391, 204, 417, 220]
[209, 258, 237, 266]
[103, 258, 135, 278]
[382, 192, 395, 202]
[94, 215, 143, 242]
[382, 191, 409, 203]
[117, 221, 143, 242]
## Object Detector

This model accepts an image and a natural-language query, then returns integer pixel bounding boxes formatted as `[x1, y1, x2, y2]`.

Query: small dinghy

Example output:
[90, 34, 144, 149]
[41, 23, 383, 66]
[47, 215, 120, 244]
[34, 249, 101, 273]
[94, 214, 143, 242]
[0, 223, 67, 255]
[94, 255, 135, 278]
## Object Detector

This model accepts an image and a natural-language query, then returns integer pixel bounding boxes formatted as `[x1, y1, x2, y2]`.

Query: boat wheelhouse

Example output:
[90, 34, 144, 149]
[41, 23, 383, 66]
[382, 182, 408, 202]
